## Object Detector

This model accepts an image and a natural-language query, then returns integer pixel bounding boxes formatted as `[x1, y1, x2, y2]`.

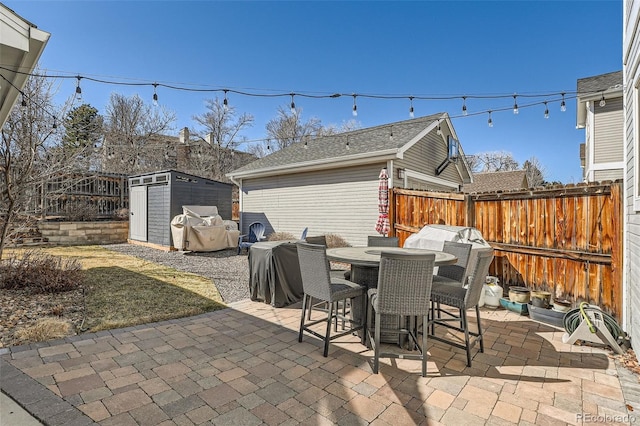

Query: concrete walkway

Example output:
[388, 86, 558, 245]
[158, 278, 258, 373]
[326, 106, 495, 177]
[1, 300, 638, 425]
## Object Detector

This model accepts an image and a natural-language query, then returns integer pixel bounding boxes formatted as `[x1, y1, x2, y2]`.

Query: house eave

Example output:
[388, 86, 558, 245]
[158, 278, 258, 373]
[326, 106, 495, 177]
[0, 4, 50, 127]
[228, 149, 398, 180]
[576, 87, 623, 128]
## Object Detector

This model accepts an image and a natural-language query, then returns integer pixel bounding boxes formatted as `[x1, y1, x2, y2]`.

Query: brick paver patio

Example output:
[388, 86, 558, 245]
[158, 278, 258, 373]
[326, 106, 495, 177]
[1, 300, 638, 425]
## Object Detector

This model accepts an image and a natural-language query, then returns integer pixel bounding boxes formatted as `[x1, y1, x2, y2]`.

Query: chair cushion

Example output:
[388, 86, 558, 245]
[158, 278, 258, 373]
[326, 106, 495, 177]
[328, 278, 365, 302]
[432, 275, 464, 287]
[431, 282, 467, 308]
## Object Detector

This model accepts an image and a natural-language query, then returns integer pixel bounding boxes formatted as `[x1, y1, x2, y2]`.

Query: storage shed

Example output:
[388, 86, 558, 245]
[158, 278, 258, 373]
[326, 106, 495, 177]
[128, 170, 233, 249]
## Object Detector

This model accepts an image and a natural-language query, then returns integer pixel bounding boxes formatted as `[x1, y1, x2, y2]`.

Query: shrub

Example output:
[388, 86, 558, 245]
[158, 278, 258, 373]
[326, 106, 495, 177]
[65, 200, 99, 221]
[0, 249, 84, 293]
[267, 231, 297, 241]
[325, 234, 351, 248]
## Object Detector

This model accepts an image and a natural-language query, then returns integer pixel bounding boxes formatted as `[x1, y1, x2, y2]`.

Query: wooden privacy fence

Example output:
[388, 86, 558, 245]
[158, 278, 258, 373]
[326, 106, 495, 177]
[389, 181, 623, 321]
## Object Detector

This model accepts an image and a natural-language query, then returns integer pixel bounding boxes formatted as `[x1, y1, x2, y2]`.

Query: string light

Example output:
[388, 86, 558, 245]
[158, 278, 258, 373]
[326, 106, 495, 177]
[346, 136, 350, 149]
[223, 89, 229, 110]
[20, 94, 27, 109]
[290, 93, 296, 114]
[544, 101, 549, 119]
[389, 125, 393, 141]
[52, 117, 57, 129]
[152, 83, 158, 106]
[488, 110, 493, 127]
[599, 94, 606, 107]
[75, 76, 82, 101]
[436, 121, 442, 135]
[352, 94, 358, 117]
[0, 66, 608, 137]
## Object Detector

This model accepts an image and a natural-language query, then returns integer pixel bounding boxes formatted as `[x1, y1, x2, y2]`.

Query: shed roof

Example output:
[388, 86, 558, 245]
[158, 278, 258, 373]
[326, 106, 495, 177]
[463, 170, 529, 193]
[229, 113, 457, 179]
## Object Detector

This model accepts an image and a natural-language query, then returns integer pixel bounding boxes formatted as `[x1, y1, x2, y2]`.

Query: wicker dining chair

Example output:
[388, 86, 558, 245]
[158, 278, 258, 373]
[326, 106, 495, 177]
[296, 242, 366, 357]
[433, 241, 472, 285]
[367, 236, 399, 247]
[303, 235, 350, 325]
[428, 248, 494, 367]
[366, 251, 435, 377]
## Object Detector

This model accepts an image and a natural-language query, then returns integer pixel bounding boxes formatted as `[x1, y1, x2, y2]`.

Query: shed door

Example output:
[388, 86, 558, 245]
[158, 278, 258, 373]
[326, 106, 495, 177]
[130, 186, 147, 241]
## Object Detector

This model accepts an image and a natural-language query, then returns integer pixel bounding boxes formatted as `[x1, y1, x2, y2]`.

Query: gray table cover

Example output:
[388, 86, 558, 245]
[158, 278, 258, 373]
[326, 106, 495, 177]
[248, 241, 303, 308]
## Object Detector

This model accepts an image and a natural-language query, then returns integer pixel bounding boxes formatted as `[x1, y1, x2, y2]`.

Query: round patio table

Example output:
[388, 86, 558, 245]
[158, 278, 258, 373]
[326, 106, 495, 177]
[326, 246, 457, 344]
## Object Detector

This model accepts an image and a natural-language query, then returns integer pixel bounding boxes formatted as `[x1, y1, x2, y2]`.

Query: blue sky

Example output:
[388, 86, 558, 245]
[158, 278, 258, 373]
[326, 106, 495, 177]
[4, 1, 622, 183]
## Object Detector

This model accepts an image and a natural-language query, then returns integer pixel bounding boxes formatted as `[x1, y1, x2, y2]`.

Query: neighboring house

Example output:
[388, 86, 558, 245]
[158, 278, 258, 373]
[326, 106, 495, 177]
[0, 3, 49, 127]
[227, 113, 473, 246]
[623, 1, 640, 349]
[463, 170, 529, 193]
[577, 70, 624, 182]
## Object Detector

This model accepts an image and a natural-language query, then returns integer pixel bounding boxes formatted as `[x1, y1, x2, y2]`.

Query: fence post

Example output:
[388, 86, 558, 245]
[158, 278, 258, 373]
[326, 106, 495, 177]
[465, 194, 474, 228]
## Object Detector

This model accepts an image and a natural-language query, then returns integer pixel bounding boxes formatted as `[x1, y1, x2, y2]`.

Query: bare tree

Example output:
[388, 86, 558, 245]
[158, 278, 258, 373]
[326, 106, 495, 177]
[467, 151, 520, 173]
[264, 106, 323, 151]
[522, 156, 547, 187]
[252, 108, 360, 157]
[0, 74, 72, 257]
[102, 93, 176, 175]
[189, 98, 254, 180]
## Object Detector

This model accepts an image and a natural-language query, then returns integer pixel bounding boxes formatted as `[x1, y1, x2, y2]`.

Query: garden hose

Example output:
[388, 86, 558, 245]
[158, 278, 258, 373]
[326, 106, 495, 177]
[563, 303, 626, 343]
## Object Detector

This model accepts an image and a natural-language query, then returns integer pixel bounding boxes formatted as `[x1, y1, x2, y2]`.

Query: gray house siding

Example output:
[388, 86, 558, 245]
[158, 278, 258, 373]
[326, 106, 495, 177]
[624, 0, 640, 347]
[396, 132, 463, 190]
[594, 168, 624, 181]
[594, 97, 624, 163]
[241, 163, 384, 246]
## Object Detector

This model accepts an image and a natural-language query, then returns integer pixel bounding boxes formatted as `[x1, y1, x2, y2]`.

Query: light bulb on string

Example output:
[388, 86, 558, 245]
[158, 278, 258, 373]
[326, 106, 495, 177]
[389, 125, 393, 141]
[462, 96, 467, 116]
[544, 101, 549, 119]
[513, 94, 519, 114]
[20, 94, 27, 109]
[75, 76, 82, 102]
[346, 137, 350, 150]
[352, 94, 358, 117]
[436, 121, 442, 135]
[223, 89, 229, 110]
[409, 96, 414, 118]
[152, 83, 158, 106]
[599, 94, 606, 107]
[290, 93, 296, 114]
[488, 111, 493, 127]
[52, 117, 57, 129]
[560, 93, 566, 112]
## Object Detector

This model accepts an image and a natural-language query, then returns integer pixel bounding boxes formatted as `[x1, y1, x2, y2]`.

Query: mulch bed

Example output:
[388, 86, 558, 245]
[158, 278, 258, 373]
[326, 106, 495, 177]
[0, 287, 85, 348]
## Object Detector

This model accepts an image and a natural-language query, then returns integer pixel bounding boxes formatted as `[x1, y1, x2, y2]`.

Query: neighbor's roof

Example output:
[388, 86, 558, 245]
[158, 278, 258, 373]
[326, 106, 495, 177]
[576, 70, 623, 128]
[577, 70, 623, 95]
[463, 170, 529, 193]
[229, 113, 445, 178]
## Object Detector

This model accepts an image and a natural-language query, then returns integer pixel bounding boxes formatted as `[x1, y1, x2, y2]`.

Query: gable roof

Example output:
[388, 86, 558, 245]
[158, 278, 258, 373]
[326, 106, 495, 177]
[576, 70, 623, 128]
[229, 113, 455, 179]
[463, 170, 529, 193]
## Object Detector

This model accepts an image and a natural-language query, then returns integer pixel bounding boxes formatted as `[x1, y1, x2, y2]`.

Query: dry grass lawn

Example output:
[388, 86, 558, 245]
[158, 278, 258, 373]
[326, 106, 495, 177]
[3, 246, 225, 335]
